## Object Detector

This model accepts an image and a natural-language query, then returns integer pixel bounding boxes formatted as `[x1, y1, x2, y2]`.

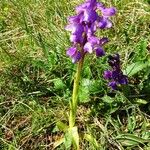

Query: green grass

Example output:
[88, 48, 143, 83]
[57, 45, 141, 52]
[0, 0, 150, 149]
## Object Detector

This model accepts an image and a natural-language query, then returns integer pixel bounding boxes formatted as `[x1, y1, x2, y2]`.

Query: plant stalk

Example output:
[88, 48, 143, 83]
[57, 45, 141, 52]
[69, 52, 84, 128]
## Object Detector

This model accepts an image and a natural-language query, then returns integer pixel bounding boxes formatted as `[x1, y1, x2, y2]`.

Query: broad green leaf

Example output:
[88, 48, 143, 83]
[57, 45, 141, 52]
[64, 131, 72, 150]
[117, 139, 139, 146]
[64, 127, 79, 150]
[116, 134, 150, 146]
[127, 115, 136, 133]
[71, 126, 79, 150]
[79, 79, 91, 103]
[124, 61, 149, 77]
[84, 66, 92, 78]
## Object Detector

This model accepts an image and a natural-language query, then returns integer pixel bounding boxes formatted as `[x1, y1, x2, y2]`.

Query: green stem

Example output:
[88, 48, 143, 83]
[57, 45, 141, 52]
[69, 52, 84, 128]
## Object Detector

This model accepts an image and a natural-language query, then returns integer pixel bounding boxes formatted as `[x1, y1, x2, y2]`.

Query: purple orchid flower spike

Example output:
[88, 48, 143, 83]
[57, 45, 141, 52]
[65, 0, 116, 63]
[65, 0, 117, 143]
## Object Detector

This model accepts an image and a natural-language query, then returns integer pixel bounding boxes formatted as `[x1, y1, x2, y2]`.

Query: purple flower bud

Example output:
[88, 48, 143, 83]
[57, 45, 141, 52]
[95, 47, 105, 57]
[118, 75, 128, 84]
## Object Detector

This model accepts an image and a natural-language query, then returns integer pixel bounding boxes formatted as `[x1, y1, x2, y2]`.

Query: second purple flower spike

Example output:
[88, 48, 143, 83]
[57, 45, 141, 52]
[104, 54, 128, 90]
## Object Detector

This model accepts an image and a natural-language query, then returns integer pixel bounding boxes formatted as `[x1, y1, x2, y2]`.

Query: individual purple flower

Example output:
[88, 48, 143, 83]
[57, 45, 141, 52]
[104, 54, 128, 90]
[65, 0, 116, 63]
[66, 47, 81, 63]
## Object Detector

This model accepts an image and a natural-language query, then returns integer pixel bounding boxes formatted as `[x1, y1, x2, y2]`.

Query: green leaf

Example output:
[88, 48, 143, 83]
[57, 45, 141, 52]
[71, 126, 79, 150]
[135, 99, 148, 105]
[64, 127, 79, 150]
[84, 66, 92, 78]
[127, 115, 136, 132]
[79, 79, 91, 103]
[84, 134, 99, 149]
[54, 78, 66, 90]
[64, 131, 72, 150]
[56, 121, 68, 132]
[116, 134, 150, 146]
[124, 61, 149, 77]
[117, 139, 139, 146]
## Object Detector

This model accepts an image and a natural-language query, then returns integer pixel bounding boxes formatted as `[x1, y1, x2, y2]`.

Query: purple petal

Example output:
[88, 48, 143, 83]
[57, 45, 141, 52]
[70, 34, 83, 43]
[85, 23, 97, 37]
[99, 37, 109, 45]
[76, 2, 89, 13]
[96, 2, 103, 9]
[65, 24, 84, 35]
[118, 75, 128, 84]
[83, 9, 98, 23]
[105, 20, 112, 28]
[101, 7, 116, 16]
[72, 51, 81, 63]
[95, 47, 105, 57]
[87, 36, 99, 45]
[97, 17, 112, 29]
[84, 42, 93, 53]
[68, 14, 82, 24]
[103, 70, 112, 79]
[108, 81, 117, 90]
[66, 47, 76, 57]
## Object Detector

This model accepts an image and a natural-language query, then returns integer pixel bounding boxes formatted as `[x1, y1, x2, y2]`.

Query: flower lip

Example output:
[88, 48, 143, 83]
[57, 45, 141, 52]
[84, 42, 93, 53]
[101, 7, 116, 16]
[72, 51, 81, 63]
[66, 47, 77, 56]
